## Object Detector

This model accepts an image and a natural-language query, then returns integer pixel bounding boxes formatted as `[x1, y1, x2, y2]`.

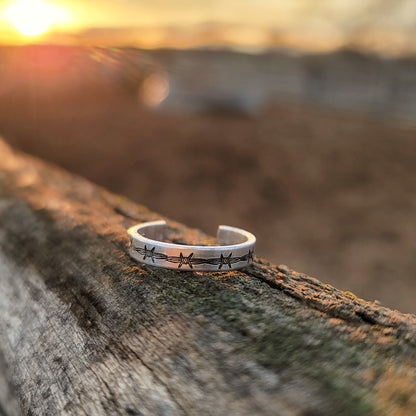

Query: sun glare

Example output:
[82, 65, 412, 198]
[6, 0, 70, 37]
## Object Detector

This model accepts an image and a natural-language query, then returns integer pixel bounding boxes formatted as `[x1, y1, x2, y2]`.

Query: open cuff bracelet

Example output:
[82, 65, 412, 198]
[128, 220, 256, 271]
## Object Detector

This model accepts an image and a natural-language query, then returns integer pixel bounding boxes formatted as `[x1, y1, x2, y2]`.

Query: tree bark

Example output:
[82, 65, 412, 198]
[0, 138, 415, 416]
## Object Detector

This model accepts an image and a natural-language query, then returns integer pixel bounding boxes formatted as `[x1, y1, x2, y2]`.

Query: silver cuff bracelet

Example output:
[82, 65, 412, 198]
[128, 220, 256, 271]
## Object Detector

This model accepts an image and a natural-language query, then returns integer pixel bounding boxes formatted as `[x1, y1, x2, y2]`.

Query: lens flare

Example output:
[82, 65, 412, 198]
[139, 73, 170, 107]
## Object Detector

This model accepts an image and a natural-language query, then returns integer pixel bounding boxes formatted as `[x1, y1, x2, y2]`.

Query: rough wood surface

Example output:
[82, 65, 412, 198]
[0, 138, 415, 416]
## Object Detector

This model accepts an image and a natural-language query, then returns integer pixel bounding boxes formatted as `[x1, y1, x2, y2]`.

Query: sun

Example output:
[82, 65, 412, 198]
[6, 0, 69, 37]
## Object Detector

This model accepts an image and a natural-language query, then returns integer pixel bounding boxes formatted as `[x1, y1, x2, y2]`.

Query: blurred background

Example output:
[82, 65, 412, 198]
[0, 0, 415, 313]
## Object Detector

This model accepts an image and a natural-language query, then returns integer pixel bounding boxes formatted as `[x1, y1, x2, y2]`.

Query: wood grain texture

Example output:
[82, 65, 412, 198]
[0, 138, 415, 416]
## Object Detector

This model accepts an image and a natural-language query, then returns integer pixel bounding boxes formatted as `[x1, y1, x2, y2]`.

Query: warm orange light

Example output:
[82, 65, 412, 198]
[6, 0, 70, 36]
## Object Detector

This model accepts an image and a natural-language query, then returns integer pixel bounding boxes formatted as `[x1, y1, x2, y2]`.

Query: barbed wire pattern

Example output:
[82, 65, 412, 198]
[133, 244, 254, 269]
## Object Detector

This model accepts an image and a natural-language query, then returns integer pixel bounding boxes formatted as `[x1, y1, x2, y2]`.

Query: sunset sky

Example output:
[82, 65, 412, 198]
[0, 0, 415, 54]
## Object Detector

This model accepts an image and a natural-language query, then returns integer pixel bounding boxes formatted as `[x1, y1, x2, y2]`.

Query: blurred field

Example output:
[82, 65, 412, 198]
[0, 46, 415, 313]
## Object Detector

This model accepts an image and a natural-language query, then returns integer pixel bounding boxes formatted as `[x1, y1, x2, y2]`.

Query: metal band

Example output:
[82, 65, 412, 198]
[128, 220, 256, 271]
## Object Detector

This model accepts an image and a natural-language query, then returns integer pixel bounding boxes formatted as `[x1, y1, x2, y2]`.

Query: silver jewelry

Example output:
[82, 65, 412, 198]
[128, 220, 256, 271]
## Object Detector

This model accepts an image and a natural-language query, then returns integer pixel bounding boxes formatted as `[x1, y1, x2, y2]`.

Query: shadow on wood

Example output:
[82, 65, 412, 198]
[0, 138, 415, 415]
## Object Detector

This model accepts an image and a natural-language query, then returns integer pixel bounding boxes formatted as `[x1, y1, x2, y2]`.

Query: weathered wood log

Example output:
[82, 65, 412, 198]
[0, 137, 415, 416]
